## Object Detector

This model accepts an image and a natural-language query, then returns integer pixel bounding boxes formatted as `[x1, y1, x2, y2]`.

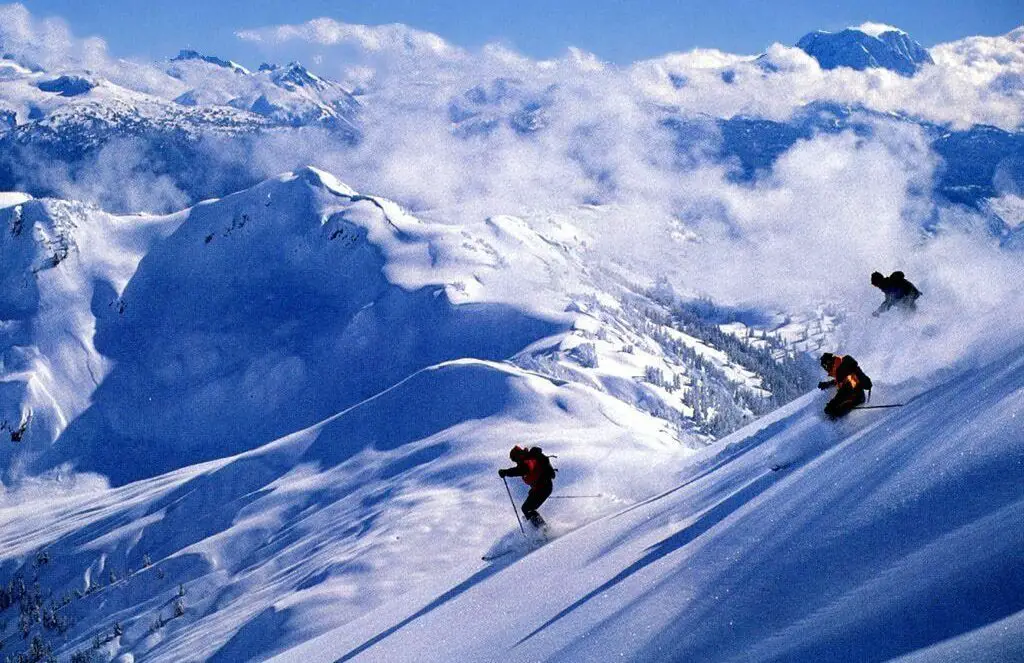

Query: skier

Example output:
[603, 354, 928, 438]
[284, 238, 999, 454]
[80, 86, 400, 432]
[498, 445, 556, 529]
[871, 271, 921, 316]
[818, 352, 873, 419]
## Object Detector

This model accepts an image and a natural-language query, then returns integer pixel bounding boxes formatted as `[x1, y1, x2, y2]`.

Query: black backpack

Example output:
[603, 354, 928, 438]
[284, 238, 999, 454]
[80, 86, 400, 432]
[528, 447, 558, 481]
[843, 356, 873, 392]
[851, 358, 873, 391]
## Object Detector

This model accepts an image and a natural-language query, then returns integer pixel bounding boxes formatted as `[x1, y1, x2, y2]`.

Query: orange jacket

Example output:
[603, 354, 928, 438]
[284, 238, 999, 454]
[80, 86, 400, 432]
[827, 355, 863, 390]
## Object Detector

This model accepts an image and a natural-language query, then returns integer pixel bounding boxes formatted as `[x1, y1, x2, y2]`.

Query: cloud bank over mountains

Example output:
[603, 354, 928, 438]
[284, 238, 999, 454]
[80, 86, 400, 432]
[1, 4, 1022, 321]
[235, 14, 1024, 129]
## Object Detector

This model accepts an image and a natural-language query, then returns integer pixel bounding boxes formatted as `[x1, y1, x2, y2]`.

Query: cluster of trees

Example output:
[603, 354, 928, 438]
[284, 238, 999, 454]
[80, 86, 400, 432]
[0, 559, 71, 663]
[513, 286, 819, 441]
[624, 292, 817, 437]
[1, 550, 185, 663]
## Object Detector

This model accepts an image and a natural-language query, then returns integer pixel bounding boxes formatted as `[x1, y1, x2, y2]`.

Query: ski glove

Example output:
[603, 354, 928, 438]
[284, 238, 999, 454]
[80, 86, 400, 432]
[818, 380, 834, 390]
[498, 469, 507, 478]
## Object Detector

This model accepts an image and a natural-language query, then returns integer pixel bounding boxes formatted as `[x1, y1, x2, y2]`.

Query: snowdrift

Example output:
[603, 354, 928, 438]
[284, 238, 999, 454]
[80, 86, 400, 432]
[276, 345, 1024, 663]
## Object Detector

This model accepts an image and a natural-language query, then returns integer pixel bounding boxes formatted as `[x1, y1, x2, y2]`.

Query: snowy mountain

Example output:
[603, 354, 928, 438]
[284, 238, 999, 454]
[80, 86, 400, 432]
[0, 11, 1021, 662]
[0, 168, 820, 486]
[0, 201, 1019, 660]
[0, 52, 359, 210]
[167, 52, 359, 131]
[0, 169, 703, 661]
[796, 25, 934, 76]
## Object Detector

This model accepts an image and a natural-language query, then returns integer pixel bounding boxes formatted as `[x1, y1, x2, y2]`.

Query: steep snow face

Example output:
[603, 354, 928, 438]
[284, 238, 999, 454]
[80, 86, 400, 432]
[277, 343, 1024, 663]
[22, 169, 571, 484]
[796, 27, 934, 76]
[0, 198, 178, 476]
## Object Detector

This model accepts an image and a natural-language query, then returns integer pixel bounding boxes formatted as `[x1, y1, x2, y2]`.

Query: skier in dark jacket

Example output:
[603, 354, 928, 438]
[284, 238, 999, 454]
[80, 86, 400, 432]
[499, 445, 555, 528]
[871, 271, 921, 316]
[818, 353, 873, 419]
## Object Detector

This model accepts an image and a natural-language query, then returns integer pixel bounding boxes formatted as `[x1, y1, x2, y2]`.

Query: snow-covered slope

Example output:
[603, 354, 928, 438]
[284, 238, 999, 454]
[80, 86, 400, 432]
[0, 196, 177, 475]
[0, 166, 829, 661]
[3, 168, 581, 484]
[275, 343, 1024, 663]
[0, 171, 697, 662]
[0, 357, 684, 662]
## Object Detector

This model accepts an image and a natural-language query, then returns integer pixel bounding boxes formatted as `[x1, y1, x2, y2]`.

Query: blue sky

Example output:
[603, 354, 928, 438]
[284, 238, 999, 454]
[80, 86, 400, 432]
[17, 0, 1024, 65]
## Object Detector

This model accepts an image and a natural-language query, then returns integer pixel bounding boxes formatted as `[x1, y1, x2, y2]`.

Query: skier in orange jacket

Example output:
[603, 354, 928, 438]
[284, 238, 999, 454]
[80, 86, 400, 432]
[818, 353, 873, 419]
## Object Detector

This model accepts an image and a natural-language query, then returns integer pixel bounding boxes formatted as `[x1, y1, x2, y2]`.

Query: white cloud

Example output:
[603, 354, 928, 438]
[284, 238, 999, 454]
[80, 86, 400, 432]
[237, 18, 458, 57]
[0, 3, 188, 97]
[235, 17, 467, 91]
[0, 3, 108, 71]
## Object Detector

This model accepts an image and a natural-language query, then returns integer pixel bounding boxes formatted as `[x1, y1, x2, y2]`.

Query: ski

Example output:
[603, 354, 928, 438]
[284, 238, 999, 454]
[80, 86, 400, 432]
[482, 548, 519, 561]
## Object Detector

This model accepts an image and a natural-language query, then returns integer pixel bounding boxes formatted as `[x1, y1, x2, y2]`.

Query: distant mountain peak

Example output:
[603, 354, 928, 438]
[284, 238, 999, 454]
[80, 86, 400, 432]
[172, 49, 250, 74]
[796, 26, 933, 76]
[37, 74, 98, 97]
[264, 62, 329, 91]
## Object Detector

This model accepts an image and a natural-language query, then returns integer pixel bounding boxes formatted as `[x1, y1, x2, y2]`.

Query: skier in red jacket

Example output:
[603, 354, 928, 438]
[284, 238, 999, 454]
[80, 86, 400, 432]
[499, 445, 556, 529]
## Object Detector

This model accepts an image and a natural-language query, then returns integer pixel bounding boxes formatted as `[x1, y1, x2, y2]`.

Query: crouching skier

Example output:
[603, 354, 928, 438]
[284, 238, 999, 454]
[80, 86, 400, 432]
[499, 445, 557, 530]
[871, 270, 922, 316]
[818, 352, 873, 419]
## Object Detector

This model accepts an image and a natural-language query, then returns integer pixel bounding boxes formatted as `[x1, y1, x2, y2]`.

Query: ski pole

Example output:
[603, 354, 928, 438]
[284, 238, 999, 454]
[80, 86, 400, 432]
[503, 476, 525, 535]
[853, 403, 904, 410]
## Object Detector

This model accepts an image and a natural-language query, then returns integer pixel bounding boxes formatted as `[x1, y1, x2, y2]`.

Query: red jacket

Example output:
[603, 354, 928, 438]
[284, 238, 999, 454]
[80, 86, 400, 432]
[503, 450, 553, 486]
